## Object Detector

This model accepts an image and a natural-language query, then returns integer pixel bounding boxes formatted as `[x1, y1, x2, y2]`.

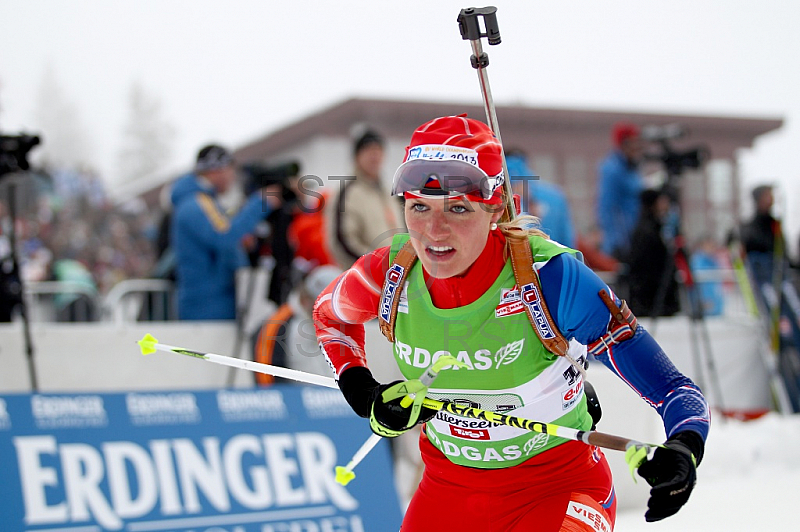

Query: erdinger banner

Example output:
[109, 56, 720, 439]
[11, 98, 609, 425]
[0, 386, 402, 531]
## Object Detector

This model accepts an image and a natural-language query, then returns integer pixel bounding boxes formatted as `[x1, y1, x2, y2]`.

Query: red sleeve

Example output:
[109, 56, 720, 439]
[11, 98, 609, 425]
[313, 246, 390, 378]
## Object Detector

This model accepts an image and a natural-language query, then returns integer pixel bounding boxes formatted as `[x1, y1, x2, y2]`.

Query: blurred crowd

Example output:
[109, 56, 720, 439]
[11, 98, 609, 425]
[0, 167, 157, 320]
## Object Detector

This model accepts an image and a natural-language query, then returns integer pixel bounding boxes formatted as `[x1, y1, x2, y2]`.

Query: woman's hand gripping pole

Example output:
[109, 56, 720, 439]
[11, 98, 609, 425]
[334, 355, 466, 486]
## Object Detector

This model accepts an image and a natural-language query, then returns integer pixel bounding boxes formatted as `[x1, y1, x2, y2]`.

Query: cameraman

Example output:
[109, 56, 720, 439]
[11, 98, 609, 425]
[596, 122, 645, 259]
[240, 162, 306, 306]
[170, 144, 281, 320]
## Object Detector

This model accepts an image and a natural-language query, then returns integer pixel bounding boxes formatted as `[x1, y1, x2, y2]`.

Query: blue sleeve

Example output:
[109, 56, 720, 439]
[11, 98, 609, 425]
[175, 193, 269, 254]
[539, 253, 710, 440]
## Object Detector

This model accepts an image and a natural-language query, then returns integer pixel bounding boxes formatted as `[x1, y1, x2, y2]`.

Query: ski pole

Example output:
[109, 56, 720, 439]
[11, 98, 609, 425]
[426, 396, 657, 479]
[336, 394, 655, 485]
[137, 333, 338, 389]
[422, 397, 650, 454]
[335, 355, 466, 486]
[334, 434, 382, 487]
[457, 6, 515, 222]
[138, 335, 654, 460]
[729, 243, 760, 317]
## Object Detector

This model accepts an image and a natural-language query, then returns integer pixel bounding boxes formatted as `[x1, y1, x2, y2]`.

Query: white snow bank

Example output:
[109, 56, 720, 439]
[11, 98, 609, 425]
[615, 413, 800, 531]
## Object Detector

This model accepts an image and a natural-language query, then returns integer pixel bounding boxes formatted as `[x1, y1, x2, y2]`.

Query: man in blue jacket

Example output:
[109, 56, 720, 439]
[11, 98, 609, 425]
[170, 144, 279, 320]
[506, 150, 576, 248]
[596, 123, 645, 258]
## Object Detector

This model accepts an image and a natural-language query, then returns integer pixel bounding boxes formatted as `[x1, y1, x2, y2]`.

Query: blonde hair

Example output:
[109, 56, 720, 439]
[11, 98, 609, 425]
[498, 214, 547, 238]
[496, 214, 549, 259]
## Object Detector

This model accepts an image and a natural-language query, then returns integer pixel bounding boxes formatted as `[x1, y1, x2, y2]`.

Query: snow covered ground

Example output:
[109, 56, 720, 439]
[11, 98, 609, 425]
[615, 413, 800, 531]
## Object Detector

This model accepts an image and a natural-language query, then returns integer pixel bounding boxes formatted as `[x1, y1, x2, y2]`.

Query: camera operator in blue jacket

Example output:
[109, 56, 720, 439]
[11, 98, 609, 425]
[596, 123, 645, 258]
[170, 144, 280, 320]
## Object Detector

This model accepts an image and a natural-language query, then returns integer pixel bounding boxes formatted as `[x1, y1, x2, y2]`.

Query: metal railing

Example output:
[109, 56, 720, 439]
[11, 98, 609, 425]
[23, 281, 99, 322]
[19, 267, 758, 324]
[22, 279, 176, 324]
[102, 279, 177, 324]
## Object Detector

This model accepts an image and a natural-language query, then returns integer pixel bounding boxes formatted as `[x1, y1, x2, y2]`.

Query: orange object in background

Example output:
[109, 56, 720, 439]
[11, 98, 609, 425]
[289, 192, 334, 267]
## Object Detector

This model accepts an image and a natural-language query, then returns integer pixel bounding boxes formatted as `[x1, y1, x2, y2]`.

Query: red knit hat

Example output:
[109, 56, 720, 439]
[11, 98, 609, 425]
[392, 114, 504, 204]
[612, 122, 640, 147]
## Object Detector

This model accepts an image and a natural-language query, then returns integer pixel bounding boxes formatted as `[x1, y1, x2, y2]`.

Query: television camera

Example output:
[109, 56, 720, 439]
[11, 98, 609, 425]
[240, 160, 301, 202]
[641, 124, 709, 178]
[0, 133, 41, 180]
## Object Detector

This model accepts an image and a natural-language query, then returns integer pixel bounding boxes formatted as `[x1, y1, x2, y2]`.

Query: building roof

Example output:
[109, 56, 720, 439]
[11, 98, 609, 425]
[234, 97, 783, 161]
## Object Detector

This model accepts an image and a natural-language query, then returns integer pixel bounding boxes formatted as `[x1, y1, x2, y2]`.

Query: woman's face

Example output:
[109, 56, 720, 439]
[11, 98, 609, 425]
[404, 195, 502, 279]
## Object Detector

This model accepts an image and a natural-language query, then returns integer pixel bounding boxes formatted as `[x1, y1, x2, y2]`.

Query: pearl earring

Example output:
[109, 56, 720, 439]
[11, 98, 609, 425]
[490, 222, 498, 231]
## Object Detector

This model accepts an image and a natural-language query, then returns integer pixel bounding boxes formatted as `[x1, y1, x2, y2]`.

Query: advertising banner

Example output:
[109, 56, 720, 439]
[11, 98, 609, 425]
[0, 386, 402, 531]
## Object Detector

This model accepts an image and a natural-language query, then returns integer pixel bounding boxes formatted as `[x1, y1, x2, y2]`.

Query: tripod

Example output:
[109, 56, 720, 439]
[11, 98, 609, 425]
[0, 133, 43, 390]
[1, 178, 39, 390]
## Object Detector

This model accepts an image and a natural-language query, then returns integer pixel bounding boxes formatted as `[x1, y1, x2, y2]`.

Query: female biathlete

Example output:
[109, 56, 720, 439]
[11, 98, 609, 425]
[313, 115, 709, 531]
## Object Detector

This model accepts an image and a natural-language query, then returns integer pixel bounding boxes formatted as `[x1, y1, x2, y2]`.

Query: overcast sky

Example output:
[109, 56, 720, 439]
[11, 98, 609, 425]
[1, 0, 799, 238]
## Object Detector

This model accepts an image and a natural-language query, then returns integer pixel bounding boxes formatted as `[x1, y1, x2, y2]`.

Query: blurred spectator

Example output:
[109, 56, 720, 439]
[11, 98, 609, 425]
[261, 171, 302, 306]
[506, 150, 576, 248]
[689, 236, 725, 317]
[576, 225, 620, 274]
[253, 264, 342, 384]
[52, 258, 97, 321]
[596, 122, 645, 258]
[737, 184, 800, 409]
[736, 184, 791, 318]
[740, 185, 781, 256]
[239, 164, 332, 305]
[20, 236, 52, 282]
[326, 129, 404, 268]
[737, 184, 795, 317]
[627, 188, 680, 317]
[170, 144, 280, 320]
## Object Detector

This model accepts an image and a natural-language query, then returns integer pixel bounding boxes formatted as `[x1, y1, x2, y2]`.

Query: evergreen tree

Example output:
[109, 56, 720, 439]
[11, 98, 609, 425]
[117, 81, 175, 184]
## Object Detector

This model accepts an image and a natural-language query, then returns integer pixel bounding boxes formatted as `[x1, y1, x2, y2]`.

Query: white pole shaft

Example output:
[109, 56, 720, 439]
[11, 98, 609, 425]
[153, 342, 338, 389]
[342, 434, 382, 472]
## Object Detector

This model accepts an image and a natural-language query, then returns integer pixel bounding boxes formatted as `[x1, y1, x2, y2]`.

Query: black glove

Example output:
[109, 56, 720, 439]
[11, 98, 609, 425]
[369, 380, 438, 437]
[337, 366, 437, 438]
[637, 431, 704, 522]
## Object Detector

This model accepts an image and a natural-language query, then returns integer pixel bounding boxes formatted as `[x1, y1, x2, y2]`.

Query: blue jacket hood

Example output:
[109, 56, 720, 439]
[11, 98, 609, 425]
[506, 154, 535, 180]
[171, 173, 213, 208]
